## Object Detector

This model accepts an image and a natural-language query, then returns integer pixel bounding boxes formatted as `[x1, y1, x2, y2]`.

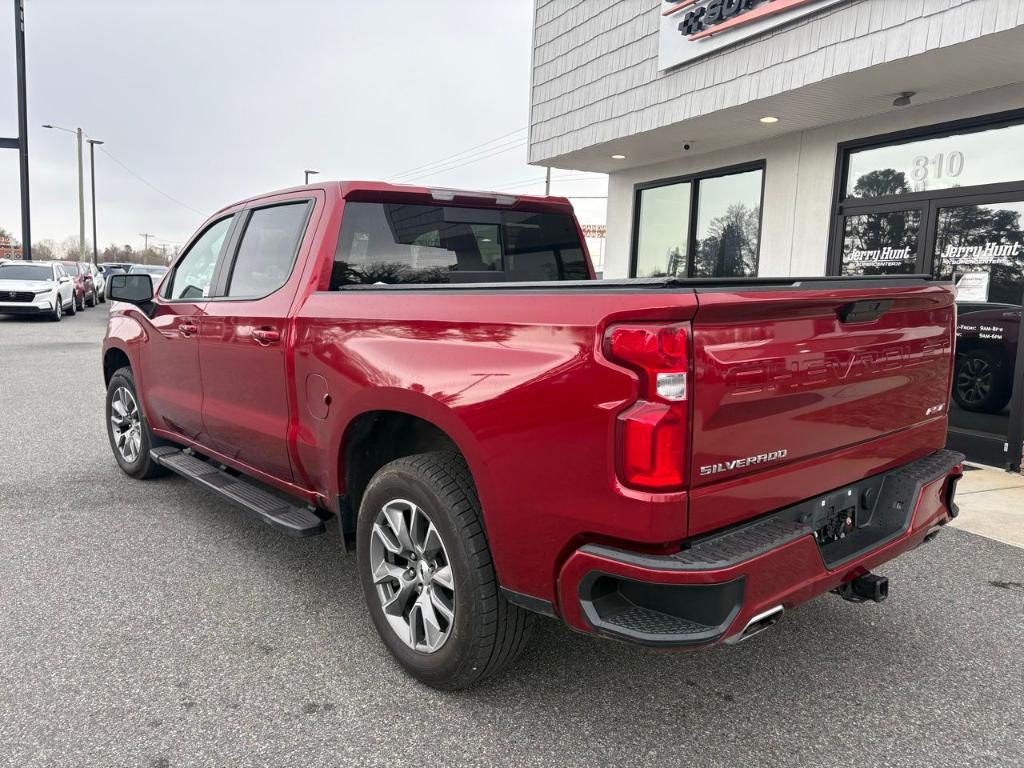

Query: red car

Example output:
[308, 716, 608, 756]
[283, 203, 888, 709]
[102, 181, 963, 689]
[58, 261, 98, 309]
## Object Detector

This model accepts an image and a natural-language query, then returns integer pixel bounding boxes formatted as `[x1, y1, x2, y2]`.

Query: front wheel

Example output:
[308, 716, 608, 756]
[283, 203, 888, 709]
[67, 294, 77, 316]
[357, 452, 533, 690]
[50, 296, 62, 322]
[105, 366, 167, 479]
[87, 289, 97, 307]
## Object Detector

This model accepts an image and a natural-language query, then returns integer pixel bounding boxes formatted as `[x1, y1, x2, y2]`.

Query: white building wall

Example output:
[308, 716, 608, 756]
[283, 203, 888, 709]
[602, 83, 1024, 278]
[531, 0, 1024, 166]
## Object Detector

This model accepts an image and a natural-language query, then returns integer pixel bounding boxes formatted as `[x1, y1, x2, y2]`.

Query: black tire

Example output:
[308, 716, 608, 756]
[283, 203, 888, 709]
[67, 294, 77, 316]
[99, 289, 106, 304]
[105, 366, 168, 479]
[357, 451, 533, 690]
[50, 296, 62, 322]
[76, 291, 85, 311]
[953, 348, 1012, 414]
[87, 288, 97, 307]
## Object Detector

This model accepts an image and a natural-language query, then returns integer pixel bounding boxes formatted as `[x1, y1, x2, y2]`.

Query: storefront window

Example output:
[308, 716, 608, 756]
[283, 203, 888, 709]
[635, 182, 691, 277]
[834, 114, 1024, 467]
[633, 166, 763, 278]
[692, 170, 762, 277]
[840, 210, 920, 275]
[846, 122, 1024, 198]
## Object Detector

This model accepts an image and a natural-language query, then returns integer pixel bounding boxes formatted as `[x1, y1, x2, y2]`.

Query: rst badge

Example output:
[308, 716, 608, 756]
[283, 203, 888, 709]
[700, 449, 788, 476]
[659, 0, 848, 71]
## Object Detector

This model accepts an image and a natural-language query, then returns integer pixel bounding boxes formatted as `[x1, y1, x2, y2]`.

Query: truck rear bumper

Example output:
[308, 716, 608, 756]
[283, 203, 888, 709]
[557, 449, 963, 647]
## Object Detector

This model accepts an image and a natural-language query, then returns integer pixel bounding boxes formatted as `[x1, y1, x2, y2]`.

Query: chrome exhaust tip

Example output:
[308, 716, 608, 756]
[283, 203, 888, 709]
[725, 605, 783, 645]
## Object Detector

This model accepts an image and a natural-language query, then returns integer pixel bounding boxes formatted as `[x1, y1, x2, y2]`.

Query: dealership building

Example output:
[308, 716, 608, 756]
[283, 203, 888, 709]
[529, 0, 1024, 467]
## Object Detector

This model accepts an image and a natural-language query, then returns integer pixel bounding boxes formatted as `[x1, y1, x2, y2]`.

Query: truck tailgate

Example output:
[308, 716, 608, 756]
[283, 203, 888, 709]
[688, 280, 955, 533]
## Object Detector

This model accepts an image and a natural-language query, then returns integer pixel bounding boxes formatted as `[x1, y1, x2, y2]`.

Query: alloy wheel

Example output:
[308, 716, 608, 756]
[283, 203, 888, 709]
[956, 357, 992, 405]
[369, 499, 456, 653]
[110, 386, 143, 463]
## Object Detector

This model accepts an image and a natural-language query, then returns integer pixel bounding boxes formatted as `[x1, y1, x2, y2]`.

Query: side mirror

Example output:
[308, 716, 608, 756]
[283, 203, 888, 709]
[108, 273, 155, 305]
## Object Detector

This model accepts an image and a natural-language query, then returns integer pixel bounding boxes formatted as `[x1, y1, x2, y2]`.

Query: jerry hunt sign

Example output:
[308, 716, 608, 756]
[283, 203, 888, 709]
[659, 0, 847, 71]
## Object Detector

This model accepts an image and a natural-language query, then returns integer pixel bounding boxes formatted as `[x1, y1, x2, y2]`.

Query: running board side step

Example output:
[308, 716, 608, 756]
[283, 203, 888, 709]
[150, 446, 326, 537]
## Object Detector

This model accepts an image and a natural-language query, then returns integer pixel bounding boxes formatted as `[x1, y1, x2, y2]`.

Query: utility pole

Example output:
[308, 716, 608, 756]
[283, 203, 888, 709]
[139, 233, 153, 252]
[76, 127, 85, 260]
[87, 139, 103, 264]
[545, 167, 551, 196]
[304, 169, 319, 185]
[14, 0, 31, 259]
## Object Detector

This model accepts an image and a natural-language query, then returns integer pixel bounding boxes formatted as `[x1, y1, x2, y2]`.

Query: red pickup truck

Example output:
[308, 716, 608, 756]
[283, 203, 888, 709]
[103, 181, 963, 689]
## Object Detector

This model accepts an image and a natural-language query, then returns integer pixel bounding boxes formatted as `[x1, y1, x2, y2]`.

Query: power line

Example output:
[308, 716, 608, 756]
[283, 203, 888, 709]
[97, 146, 205, 216]
[388, 126, 527, 181]
[393, 137, 528, 183]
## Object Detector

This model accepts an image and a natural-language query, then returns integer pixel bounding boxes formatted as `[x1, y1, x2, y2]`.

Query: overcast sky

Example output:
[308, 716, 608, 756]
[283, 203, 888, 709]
[0, 0, 607, 254]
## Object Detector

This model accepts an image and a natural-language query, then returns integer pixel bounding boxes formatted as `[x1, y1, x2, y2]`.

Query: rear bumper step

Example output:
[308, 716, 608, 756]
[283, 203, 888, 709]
[560, 449, 963, 647]
[150, 447, 326, 537]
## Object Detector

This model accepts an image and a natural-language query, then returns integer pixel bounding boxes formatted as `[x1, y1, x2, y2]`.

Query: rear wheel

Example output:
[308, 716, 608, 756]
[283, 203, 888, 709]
[357, 451, 533, 690]
[105, 366, 167, 479]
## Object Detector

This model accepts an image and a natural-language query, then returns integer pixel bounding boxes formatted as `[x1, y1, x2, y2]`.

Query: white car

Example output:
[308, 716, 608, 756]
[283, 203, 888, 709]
[0, 261, 77, 321]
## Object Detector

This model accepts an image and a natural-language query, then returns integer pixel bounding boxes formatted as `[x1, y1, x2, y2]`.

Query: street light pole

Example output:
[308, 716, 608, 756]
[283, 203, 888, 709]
[304, 169, 319, 185]
[42, 123, 87, 261]
[87, 138, 103, 264]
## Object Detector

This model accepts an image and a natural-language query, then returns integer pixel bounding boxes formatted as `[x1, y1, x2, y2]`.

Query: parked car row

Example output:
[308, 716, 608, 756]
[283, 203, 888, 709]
[0, 260, 163, 321]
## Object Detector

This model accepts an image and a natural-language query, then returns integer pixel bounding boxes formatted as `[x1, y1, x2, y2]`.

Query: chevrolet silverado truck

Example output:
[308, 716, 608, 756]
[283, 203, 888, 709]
[103, 181, 963, 689]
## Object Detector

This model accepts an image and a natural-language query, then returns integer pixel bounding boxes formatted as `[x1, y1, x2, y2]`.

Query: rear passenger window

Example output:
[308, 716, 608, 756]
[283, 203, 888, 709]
[226, 202, 311, 298]
[330, 202, 588, 287]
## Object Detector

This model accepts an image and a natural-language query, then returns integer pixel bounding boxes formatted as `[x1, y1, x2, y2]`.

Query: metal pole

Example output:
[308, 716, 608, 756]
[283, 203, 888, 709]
[14, 0, 31, 260]
[545, 167, 551, 196]
[304, 169, 319, 185]
[88, 139, 103, 264]
[76, 127, 85, 260]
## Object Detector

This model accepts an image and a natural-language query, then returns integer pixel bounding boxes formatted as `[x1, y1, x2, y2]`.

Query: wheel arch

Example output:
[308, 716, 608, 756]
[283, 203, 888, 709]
[103, 346, 133, 385]
[335, 401, 489, 549]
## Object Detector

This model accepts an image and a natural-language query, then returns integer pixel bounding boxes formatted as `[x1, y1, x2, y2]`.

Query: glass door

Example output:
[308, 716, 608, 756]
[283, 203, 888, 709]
[930, 197, 1024, 466]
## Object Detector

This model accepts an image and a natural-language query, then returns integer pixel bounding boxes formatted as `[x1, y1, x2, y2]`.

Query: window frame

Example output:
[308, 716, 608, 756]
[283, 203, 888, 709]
[828, 108, 1024, 276]
[209, 199, 315, 301]
[629, 160, 766, 279]
[160, 214, 239, 303]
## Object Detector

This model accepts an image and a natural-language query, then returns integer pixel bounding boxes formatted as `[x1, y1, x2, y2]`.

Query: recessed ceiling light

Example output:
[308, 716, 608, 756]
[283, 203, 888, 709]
[759, 116, 779, 124]
[611, 154, 626, 159]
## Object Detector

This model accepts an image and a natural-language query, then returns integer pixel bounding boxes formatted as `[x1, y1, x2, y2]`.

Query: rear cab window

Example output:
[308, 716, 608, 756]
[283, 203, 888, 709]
[330, 202, 589, 287]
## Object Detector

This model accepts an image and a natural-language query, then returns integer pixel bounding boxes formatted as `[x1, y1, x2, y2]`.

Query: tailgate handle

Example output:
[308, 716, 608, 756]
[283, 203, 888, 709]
[838, 299, 892, 324]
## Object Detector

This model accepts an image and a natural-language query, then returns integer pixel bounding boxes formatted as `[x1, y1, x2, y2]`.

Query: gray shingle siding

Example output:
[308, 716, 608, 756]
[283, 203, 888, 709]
[529, 0, 1024, 164]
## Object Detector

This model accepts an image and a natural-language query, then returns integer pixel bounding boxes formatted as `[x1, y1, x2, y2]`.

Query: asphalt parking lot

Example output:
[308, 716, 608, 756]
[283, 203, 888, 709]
[1, 307, 1022, 768]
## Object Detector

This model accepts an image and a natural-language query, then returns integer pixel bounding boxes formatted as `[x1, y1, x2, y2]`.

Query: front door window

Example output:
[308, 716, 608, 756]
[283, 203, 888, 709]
[933, 201, 1024, 441]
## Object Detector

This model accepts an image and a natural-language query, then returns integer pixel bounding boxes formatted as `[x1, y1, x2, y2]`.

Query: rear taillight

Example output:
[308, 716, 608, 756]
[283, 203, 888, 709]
[604, 324, 689, 491]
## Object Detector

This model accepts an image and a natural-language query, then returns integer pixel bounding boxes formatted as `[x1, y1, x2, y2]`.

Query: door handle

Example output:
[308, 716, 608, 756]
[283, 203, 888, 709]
[253, 328, 281, 345]
[179, 322, 198, 337]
